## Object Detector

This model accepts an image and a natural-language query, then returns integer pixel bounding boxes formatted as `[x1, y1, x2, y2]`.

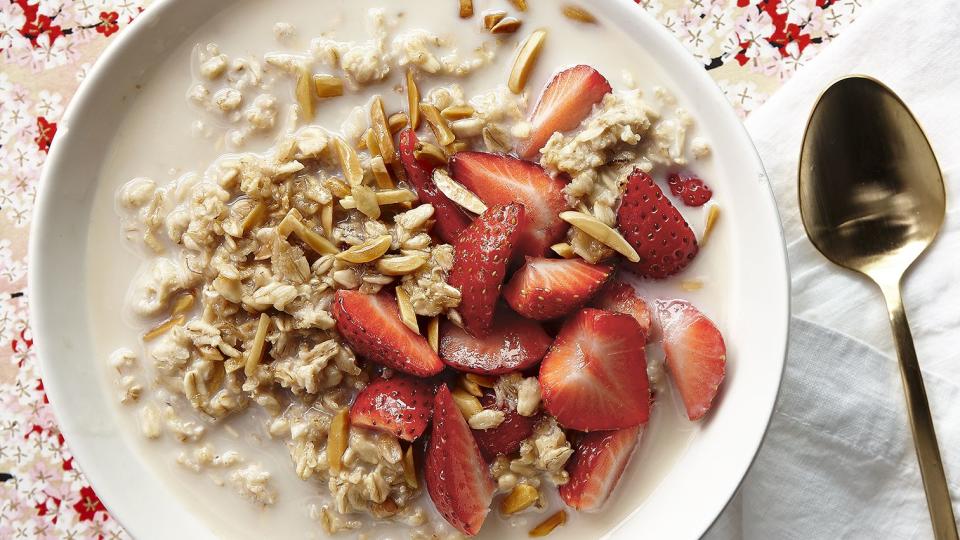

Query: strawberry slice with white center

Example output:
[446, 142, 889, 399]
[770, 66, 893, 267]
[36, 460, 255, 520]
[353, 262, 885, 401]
[592, 280, 653, 342]
[472, 394, 539, 461]
[425, 385, 495, 536]
[332, 290, 444, 377]
[449, 152, 568, 258]
[658, 300, 726, 420]
[539, 308, 650, 431]
[439, 309, 552, 374]
[449, 203, 526, 337]
[559, 426, 642, 511]
[350, 375, 435, 442]
[517, 65, 613, 159]
[503, 257, 613, 320]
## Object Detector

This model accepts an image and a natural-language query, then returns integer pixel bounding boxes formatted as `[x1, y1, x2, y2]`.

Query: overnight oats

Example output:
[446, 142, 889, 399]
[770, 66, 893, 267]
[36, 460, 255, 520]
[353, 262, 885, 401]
[94, 1, 727, 538]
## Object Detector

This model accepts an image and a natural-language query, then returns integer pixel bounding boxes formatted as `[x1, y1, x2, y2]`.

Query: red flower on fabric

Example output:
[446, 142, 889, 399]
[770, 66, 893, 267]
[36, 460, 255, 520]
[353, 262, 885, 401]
[95, 11, 120, 37]
[16, 0, 64, 48]
[73, 486, 108, 522]
[35, 117, 57, 153]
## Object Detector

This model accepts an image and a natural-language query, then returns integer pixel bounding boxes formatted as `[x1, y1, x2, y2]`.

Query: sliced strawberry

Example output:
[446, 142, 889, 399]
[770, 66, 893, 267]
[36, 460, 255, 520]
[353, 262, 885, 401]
[503, 257, 613, 321]
[539, 309, 649, 431]
[449, 203, 525, 337]
[398, 129, 473, 244]
[449, 152, 568, 257]
[658, 300, 726, 420]
[518, 65, 613, 159]
[559, 426, 641, 511]
[332, 290, 444, 377]
[425, 386, 495, 536]
[592, 280, 652, 342]
[667, 172, 713, 207]
[617, 169, 699, 279]
[350, 375, 435, 441]
[439, 309, 552, 374]
[472, 394, 539, 461]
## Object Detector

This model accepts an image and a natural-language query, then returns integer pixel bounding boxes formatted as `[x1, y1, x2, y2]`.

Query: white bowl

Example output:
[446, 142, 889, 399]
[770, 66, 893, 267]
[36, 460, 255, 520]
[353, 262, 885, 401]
[29, 0, 789, 538]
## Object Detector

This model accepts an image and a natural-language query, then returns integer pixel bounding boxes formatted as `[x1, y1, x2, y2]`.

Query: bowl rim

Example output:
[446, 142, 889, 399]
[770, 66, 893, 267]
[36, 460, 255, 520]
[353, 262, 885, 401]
[28, 0, 791, 538]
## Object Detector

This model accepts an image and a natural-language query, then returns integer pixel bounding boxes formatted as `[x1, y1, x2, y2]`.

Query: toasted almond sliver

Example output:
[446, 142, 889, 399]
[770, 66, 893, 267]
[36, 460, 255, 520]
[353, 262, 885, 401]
[509, 29, 547, 94]
[413, 141, 448, 166]
[351, 185, 381, 220]
[337, 235, 392, 264]
[501, 484, 539, 515]
[551, 242, 575, 259]
[333, 137, 363, 186]
[241, 202, 267, 235]
[314, 74, 344, 98]
[559, 211, 640, 262]
[277, 208, 304, 238]
[441, 105, 476, 121]
[681, 279, 704, 291]
[362, 128, 379, 155]
[508, 0, 527, 11]
[340, 189, 418, 209]
[388, 112, 409, 134]
[562, 4, 597, 23]
[321, 203, 334, 236]
[433, 169, 487, 214]
[243, 313, 271, 377]
[375, 253, 429, 276]
[459, 0, 474, 18]
[465, 373, 497, 388]
[295, 67, 314, 120]
[445, 141, 469, 156]
[460, 376, 483, 397]
[406, 70, 420, 130]
[171, 293, 196, 317]
[491, 17, 522, 34]
[328, 409, 350, 475]
[530, 510, 567, 537]
[427, 317, 440, 353]
[143, 314, 185, 342]
[370, 156, 394, 189]
[396, 288, 420, 334]
[403, 445, 418, 489]
[294, 221, 339, 255]
[701, 204, 721, 247]
[451, 388, 483, 419]
[450, 117, 484, 139]
[370, 96, 396, 164]
[483, 10, 508, 30]
[322, 176, 351, 198]
[419, 103, 456, 146]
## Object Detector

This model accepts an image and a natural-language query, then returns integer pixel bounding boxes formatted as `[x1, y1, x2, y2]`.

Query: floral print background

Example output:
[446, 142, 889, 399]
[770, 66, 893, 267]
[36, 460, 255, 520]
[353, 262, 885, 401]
[0, 0, 871, 537]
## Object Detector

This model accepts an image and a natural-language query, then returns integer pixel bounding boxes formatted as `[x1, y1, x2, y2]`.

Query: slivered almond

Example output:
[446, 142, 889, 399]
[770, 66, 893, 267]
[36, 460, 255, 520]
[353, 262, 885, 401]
[396, 288, 419, 334]
[333, 137, 363, 186]
[340, 189, 417, 209]
[314, 74, 344, 98]
[444, 141, 469, 156]
[701, 204, 720, 247]
[351, 185, 381, 219]
[321, 203, 334, 236]
[450, 117, 484, 138]
[441, 105, 475, 121]
[406, 70, 420, 130]
[337, 235, 392, 263]
[419, 103, 456, 146]
[483, 10, 508, 30]
[403, 445, 418, 488]
[243, 313, 271, 377]
[509, 29, 547, 94]
[323, 176, 351, 198]
[562, 5, 597, 23]
[370, 96, 396, 163]
[375, 253, 429, 276]
[490, 17, 522, 34]
[294, 221, 339, 255]
[530, 510, 567, 537]
[328, 409, 350, 474]
[508, 0, 527, 11]
[559, 211, 640, 262]
[388, 112, 409, 134]
[681, 279, 704, 291]
[370, 156, 394, 189]
[451, 388, 483, 419]
[241, 202, 267, 235]
[277, 208, 304, 238]
[362, 128, 379, 156]
[501, 484, 539, 515]
[171, 293, 196, 317]
[432, 169, 487, 214]
[465, 373, 496, 388]
[551, 242, 575, 259]
[413, 141, 447, 166]
[427, 317, 439, 353]
[143, 314, 185, 342]
[459, 375, 483, 397]
[459, 0, 473, 18]
[295, 67, 314, 120]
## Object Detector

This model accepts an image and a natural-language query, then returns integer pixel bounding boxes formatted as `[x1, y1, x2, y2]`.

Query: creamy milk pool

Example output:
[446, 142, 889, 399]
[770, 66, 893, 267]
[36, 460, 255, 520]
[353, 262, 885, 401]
[85, 0, 730, 537]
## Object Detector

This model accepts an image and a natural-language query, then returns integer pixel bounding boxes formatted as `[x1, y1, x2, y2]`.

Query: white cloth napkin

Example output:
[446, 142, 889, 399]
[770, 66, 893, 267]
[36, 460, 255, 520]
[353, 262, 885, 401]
[705, 0, 960, 537]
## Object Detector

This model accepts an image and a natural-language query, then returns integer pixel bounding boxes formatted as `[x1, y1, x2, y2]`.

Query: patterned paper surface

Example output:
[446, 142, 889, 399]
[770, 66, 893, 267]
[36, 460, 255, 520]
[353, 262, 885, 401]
[0, 0, 871, 537]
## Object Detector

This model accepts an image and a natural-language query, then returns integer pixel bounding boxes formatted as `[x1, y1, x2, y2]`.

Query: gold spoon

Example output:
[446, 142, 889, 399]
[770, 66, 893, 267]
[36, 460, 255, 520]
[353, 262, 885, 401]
[799, 75, 957, 539]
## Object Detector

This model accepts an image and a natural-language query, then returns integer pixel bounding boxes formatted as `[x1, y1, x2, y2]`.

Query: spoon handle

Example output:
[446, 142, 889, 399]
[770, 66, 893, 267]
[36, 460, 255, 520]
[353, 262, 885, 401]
[881, 280, 958, 540]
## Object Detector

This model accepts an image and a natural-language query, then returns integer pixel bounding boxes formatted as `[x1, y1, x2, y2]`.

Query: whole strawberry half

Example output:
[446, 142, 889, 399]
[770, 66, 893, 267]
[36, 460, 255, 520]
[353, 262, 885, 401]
[472, 394, 539, 461]
[503, 257, 613, 320]
[667, 172, 713, 207]
[658, 300, 726, 420]
[425, 385, 495, 536]
[350, 375, 435, 442]
[559, 426, 641, 511]
[518, 65, 612, 159]
[332, 290, 444, 377]
[449, 203, 526, 337]
[592, 280, 653, 342]
[398, 128, 473, 244]
[539, 308, 650, 431]
[439, 309, 552, 374]
[449, 152, 568, 258]
[617, 169, 699, 279]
